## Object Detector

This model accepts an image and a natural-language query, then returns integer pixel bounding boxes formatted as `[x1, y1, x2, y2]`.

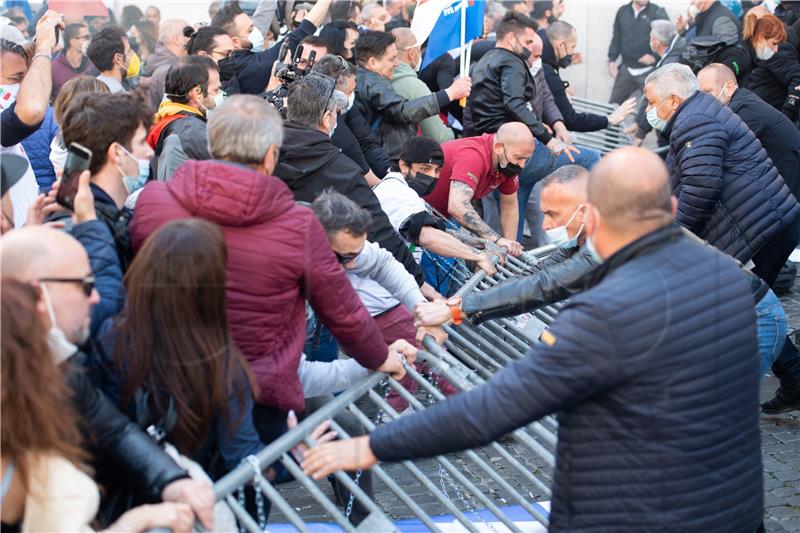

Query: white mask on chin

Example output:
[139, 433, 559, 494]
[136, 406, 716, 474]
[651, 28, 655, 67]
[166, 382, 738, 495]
[40, 283, 81, 364]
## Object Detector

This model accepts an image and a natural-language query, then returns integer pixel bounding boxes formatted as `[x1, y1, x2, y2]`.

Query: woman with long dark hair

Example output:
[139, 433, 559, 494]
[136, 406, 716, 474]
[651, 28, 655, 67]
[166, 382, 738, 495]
[1, 279, 193, 532]
[93, 219, 264, 472]
[319, 20, 360, 62]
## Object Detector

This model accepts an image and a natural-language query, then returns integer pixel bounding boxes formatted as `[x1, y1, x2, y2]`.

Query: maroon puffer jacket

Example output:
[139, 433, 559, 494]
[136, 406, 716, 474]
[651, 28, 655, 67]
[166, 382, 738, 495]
[130, 160, 388, 412]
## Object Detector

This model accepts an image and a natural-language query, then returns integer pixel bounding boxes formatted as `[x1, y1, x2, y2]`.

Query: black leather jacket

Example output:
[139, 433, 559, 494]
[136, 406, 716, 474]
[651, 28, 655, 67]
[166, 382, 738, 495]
[469, 48, 553, 144]
[67, 352, 187, 504]
[462, 243, 597, 324]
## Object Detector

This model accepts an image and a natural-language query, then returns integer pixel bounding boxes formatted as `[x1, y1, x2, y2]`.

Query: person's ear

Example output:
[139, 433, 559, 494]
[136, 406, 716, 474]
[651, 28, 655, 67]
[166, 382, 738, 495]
[107, 142, 122, 166]
[670, 195, 678, 217]
[584, 203, 599, 237]
[398, 159, 410, 175]
[262, 144, 280, 175]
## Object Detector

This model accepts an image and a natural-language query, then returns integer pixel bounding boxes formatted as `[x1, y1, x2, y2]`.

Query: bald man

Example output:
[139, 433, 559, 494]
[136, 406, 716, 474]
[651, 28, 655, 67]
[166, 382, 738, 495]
[698, 63, 800, 199]
[302, 147, 764, 531]
[390, 28, 454, 145]
[423, 122, 534, 256]
[1, 226, 216, 527]
[146, 19, 190, 108]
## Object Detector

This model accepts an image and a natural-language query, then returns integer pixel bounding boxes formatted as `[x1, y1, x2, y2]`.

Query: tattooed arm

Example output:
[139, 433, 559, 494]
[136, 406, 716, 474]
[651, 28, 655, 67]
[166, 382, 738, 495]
[447, 181, 500, 241]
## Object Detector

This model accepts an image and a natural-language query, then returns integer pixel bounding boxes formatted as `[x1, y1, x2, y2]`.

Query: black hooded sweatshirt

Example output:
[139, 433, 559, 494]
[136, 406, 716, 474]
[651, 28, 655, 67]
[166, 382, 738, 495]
[274, 121, 424, 285]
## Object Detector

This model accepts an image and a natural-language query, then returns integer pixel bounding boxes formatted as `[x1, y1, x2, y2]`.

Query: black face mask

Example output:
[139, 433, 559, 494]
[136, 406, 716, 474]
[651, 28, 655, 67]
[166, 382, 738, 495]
[498, 148, 523, 177]
[408, 171, 437, 197]
[518, 47, 532, 62]
[558, 54, 573, 68]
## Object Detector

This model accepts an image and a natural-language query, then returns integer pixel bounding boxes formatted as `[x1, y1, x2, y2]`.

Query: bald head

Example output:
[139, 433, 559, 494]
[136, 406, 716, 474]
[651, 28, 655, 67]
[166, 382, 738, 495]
[531, 32, 544, 62]
[391, 27, 417, 50]
[2, 226, 89, 281]
[697, 63, 737, 104]
[496, 122, 535, 149]
[160, 19, 189, 55]
[588, 147, 672, 232]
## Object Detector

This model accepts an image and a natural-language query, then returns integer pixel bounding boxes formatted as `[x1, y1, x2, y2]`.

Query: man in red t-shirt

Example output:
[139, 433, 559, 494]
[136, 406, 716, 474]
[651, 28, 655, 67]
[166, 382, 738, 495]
[424, 122, 534, 256]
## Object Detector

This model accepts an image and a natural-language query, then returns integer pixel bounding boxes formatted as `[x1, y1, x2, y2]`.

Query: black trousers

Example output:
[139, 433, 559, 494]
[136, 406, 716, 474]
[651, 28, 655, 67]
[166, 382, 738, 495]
[752, 221, 800, 288]
[609, 65, 649, 104]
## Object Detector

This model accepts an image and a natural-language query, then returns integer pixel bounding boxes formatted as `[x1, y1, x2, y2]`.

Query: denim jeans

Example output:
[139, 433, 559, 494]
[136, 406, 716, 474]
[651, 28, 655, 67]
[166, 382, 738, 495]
[304, 307, 339, 363]
[755, 289, 788, 379]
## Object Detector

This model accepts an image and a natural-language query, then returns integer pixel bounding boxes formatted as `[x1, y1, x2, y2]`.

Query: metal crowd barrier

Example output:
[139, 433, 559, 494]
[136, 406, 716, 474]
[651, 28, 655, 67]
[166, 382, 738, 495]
[208, 244, 564, 532]
[570, 97, 634, 155]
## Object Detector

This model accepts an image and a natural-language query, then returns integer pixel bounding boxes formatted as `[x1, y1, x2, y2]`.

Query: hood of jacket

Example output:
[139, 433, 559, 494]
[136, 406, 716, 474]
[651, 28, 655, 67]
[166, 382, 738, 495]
[166, 159, 296, 227]
[146, 101, 204, 149]
[274, 121, 342, 189]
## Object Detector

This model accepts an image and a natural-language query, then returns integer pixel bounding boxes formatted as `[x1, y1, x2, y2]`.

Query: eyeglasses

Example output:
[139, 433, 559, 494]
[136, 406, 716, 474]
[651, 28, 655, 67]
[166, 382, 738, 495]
[212, 48, 234, 60]
[74, 34, 91, 41]
[334, 247, 363, 265]
[39, 275, 96, 297]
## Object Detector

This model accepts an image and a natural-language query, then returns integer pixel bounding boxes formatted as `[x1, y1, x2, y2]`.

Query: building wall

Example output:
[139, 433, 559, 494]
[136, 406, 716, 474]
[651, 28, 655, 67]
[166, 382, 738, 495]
[109, 0, 693, 101]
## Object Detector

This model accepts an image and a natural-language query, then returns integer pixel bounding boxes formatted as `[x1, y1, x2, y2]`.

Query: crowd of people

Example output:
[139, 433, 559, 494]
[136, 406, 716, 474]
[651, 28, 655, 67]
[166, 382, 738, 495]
[1, 0, 800, 530]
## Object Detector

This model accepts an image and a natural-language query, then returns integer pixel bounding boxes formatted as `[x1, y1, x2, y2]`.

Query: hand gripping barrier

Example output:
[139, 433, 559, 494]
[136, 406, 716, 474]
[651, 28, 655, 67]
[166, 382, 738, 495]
[206, 244, 564, 532]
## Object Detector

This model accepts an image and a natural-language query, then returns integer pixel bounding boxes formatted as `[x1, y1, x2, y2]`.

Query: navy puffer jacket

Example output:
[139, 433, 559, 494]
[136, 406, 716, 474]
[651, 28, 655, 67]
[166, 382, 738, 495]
[370, 224, 763, 531]
[664, 91, 800, 263]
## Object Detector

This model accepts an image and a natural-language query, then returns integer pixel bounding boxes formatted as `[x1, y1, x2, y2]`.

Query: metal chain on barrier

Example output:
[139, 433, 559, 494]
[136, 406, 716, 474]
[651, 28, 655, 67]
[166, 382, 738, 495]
[344, 469, 362, 521]
[245, 455, 268, 531]
[437, 463, 500, 533]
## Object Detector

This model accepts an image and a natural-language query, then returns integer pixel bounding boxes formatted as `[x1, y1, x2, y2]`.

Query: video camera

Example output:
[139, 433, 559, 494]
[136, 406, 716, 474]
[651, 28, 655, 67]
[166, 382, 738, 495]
[679, 36, 750, 78]
[264, 42, 318, 118]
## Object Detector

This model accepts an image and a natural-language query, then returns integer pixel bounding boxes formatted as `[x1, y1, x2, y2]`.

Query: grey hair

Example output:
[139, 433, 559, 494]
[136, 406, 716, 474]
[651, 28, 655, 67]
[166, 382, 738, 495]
[650, 20, 676, 47]
[545, 20, 576, 42]
[311, 189, 372, 238]
[360, 3, 385, 22]
[287, 74, 345, 129]
[540, 165, 589, 190]
[207, 95, 284, 165]
[644, 63, 699, 101]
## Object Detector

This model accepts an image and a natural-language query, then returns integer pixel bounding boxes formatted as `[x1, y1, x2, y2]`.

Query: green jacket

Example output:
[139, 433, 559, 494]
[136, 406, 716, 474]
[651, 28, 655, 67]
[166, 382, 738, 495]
[391, 62, 455, 145]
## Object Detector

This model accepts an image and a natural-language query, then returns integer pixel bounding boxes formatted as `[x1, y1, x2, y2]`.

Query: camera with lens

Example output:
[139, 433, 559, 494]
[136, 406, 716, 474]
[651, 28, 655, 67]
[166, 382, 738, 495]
[264, 42, 318, 118]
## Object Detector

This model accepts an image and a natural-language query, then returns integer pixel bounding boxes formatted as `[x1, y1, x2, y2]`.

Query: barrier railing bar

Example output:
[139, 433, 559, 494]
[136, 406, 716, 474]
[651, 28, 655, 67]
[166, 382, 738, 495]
[368, 389, 526, 533]
[327, 417, 444, 533]
[479, 322, 530, 355]
[214, 372, 385, 499]
[277, 451, 358, 532]
[447, 323, 517, 366]
[254, 476, 310, 532]
[344, 404, 482, 533]
[470, 322, 528, 359]
[442, 338, 498, 378]
[225, 494, 262, 533]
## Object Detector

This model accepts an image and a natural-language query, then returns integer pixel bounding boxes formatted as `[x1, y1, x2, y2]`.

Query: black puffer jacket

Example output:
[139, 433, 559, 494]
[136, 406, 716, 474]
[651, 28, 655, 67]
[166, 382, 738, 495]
[468, 47, 553, 143]
[462, 243, 596, 324]
[664, 91, 800, 263]
[68, 352, 187, 520]
[692, 0, 741, 45]
[274, 121, 423, 284]
[741, 42, 800, 121]
[371, 224, 763, 531]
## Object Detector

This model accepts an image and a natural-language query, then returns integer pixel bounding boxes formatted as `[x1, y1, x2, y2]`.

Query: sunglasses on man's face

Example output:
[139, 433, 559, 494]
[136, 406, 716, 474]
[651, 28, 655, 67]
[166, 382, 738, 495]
[39, 275, 96, 297]
[334, 251, 361, 265]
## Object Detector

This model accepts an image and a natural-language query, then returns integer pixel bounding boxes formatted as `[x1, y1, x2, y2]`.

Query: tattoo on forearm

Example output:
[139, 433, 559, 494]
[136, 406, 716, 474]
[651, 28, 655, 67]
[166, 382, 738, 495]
[446, 228, 484, 247]
[450, 182, 500, 240]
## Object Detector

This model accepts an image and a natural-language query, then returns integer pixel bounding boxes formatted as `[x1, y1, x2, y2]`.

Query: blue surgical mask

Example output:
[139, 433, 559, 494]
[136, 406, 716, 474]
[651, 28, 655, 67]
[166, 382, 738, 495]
[545, 204, 584, 247]
[585, 234, 603, 264]
[646, 103, 668, 132]
[117, 145, 150, 194]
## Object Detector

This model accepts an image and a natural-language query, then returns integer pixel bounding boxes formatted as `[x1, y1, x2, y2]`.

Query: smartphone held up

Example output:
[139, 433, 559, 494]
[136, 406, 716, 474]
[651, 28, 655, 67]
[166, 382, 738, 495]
[56, 143, 92, 211]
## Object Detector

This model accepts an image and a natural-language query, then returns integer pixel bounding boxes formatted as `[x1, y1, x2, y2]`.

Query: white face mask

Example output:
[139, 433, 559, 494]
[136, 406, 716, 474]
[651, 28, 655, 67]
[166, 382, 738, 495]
[687, 4, 700, 18]
[646, 101, 669, 131]
[347, 91, 356, 111]
[248, 27, 265, 52]
[40, 283, 81, 364]
[756, 45, 776, 61]
[0, 83, 20, 111]
[529, 58, 543, 76]
[545, 204, 584, 247]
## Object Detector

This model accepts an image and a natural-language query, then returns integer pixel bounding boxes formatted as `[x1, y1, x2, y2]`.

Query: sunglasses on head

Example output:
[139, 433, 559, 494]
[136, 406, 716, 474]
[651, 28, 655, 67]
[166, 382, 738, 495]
[39, 275, 96, 297]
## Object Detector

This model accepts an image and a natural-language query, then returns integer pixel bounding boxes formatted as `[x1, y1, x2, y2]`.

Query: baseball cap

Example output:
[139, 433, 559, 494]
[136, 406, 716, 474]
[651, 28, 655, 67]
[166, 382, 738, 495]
[1, 154, 29, 196]
[0, 18, 26, 46]
[399, 136, 444, 167]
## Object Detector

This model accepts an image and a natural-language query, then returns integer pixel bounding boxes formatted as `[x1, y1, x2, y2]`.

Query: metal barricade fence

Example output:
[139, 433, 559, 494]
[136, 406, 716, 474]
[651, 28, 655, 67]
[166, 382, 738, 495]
[208, 244, 564, 532]
[570, 97, 634, 155]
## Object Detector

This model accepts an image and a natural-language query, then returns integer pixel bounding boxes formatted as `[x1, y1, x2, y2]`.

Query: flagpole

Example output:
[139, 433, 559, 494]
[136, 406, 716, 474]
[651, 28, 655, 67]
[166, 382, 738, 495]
[459, 0, 467, 77]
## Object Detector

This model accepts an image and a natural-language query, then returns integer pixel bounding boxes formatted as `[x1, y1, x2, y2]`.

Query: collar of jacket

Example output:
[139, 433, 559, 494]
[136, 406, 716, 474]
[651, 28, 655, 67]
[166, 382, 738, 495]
[392, 61, 417, 81]
[539, 29, 558, 69]
[585, 223, 684, 287]
[154, 100, 204, 122]
[660, 90, 702, 138]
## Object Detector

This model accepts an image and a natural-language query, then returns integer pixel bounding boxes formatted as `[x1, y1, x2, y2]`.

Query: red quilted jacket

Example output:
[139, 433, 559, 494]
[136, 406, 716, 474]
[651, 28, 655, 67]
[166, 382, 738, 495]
[130, 160, 388, 412]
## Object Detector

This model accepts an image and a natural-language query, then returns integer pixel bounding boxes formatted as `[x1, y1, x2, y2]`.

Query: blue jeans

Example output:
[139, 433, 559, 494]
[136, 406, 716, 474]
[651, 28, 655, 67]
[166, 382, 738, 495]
[514, 142, 601, 241]
[304, 308, 339, 363]
[755, 289, 788, 379]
